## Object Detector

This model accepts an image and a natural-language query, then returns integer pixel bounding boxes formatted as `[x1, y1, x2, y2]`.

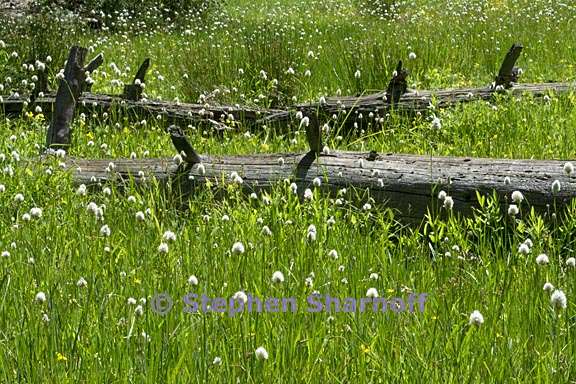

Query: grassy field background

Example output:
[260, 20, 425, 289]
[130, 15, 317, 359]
[0, 0, 576, 382]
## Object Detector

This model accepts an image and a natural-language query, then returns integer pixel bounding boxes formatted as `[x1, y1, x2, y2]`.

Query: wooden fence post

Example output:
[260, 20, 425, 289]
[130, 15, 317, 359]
[494, 43, 523, 89]
[45, 46, 103, 149]
[123, 58, 150, 101]
[386, 60, 409, 105]
[168, 125, 201, 164]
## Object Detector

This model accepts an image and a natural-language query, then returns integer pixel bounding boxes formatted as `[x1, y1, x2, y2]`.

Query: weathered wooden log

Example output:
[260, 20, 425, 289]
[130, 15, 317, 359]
[257, 81, 576, 128]
[3, 80, 574, 133]
[1, 92, 283, 130]
[45, 46, 103, 148]
[63, 152, 576, 222]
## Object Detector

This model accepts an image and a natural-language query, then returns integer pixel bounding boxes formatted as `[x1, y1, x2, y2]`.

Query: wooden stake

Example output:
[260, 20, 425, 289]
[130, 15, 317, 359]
[386, 60, 408, 105]
[123, 58, 150, 101]
[494, 43, 523, 89]
[45, 46, 103, 149]
[168, 125, 201, 164]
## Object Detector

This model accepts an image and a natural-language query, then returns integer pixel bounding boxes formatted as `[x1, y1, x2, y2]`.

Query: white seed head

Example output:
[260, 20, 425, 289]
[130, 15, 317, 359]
[162, 230, 176, 242]
[443, 196, 454, 210]
[99, 224, 111, 237]
[232, 291, 248, 304]
[35, 291, 47, 304]
[271, 271, 285, 283]
[158, 242, 169, 254]
[551, 289, 567, 310]
[231, 242, 245, 255]
[535, 253, 549, 265]
[518, 243, 530, 255]
[508, 204, 519, 216]
[77, 277, 88, 288]
[469, 310, 484, 326]
[366, 288, 379, 298]
[255, 346, 269, 360]
[564, 162, 574, 175]
[511, 191, 524, 204]
[551, 180, 561, 194]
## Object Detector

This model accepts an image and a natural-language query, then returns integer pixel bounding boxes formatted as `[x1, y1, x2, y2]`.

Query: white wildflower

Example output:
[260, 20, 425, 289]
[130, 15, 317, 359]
[551, 180, 561, 194]
[162, 230, 176, 242]
[271, 271, 285, 284]
[232, 291, 248, 304]
[255, 346, 269, 360]
[469, 310, 484, 326]
[551, 289, 567, 310]
[35, 292, 47, 304]
[366, 288, 379, 298]
[564, 162, 574, 175]
[443, 196, 454, 210]
[511, 191, 524, 204]
[99, 224, 111, 237]
[158, 242, 169, 254]
[535, 254, 549, 265]
[508, 204, 519, 216]
[231, 242, 245, 255]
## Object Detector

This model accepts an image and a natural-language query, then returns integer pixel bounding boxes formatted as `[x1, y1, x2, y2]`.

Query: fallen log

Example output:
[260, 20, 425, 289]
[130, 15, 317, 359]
[63, 151, 576, 222]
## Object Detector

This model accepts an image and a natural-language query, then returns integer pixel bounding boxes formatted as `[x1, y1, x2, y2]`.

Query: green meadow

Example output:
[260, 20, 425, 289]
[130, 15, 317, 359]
[0, 0, 575, 382]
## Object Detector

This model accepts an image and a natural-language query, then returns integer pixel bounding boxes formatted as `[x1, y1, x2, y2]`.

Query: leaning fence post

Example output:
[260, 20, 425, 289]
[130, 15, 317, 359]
[45, 46, 103, 149]
[386, 60, 408, 105]
[168, 125, 201, 164]
[123, 58, 150, 101]
[303, 114, 322, 155]
[494, 43, 523, 89]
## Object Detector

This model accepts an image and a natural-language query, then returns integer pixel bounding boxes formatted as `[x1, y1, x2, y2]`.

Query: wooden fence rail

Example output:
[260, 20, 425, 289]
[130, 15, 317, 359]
[64, 151, 576, 222]
[5, 44, 576, 222]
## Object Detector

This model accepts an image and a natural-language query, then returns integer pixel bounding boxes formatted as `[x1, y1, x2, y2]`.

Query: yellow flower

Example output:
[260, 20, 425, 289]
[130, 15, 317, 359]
[56, 352, 68, 362]
[86, 132, 94, 140]
[386, 288, 395, 294]
[360, 344, 370, 354]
